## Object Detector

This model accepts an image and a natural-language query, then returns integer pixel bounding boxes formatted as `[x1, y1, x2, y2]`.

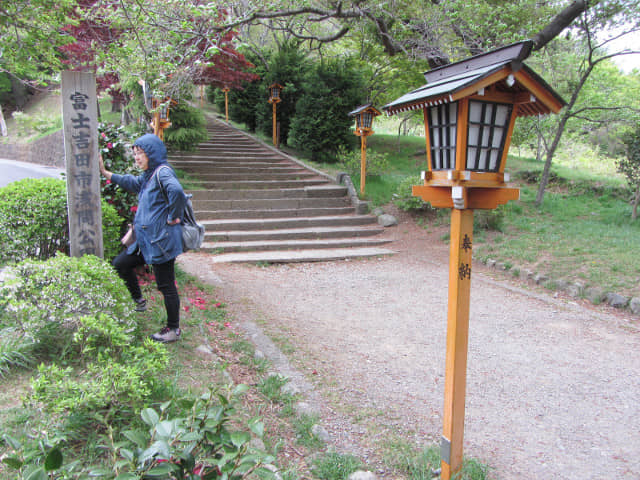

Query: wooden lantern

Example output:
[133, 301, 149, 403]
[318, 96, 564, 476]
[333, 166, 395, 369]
[268, 83, 284, 146]
[151, 97, 176, 141]
[349, 104, 382, 194]
[383, 40, 565, 480]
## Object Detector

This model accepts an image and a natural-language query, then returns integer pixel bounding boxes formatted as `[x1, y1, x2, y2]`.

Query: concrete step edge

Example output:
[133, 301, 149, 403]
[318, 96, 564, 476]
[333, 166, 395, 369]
[186, 247, 396, 264]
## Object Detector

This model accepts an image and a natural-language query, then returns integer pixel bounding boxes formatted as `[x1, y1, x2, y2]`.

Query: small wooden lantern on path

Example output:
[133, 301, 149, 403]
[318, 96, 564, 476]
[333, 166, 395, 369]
[349, 104, 381, 194]
[383, 40, 565, 480]
[268, 83, 284, 147]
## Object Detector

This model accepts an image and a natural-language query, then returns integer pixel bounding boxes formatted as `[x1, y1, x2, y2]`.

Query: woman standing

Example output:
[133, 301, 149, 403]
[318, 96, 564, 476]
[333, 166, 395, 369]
[99, 133, 185, 343]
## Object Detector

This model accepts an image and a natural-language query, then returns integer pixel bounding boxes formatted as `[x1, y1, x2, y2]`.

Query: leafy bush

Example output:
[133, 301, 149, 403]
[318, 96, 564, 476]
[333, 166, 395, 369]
[97, 388, 274, 479]
[0, 253, 135, 361]
[0, 178, 122, 263]
[0, 254, 168, 433]
[164, 103, 208, 151]
[30, 316, 168, 417]
[99, 122, 138, 229]
[336, 146, 390, 178]
[3, 387, 275, 480]
[393, 176, 433, 212]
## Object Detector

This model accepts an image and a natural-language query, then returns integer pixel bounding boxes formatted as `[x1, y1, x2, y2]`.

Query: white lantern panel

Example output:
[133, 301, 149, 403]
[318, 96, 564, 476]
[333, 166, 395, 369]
[428, 102, 458, 170]
[466, 100, 513, 172]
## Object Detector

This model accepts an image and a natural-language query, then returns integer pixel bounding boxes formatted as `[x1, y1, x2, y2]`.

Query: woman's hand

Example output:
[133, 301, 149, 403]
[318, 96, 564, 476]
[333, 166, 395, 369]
[167, 218, 181, 225]
[98, 154, 113, 180]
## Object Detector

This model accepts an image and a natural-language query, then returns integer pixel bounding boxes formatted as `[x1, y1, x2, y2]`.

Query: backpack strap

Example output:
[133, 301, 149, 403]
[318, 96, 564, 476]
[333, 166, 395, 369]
[154, 165, 171, 204]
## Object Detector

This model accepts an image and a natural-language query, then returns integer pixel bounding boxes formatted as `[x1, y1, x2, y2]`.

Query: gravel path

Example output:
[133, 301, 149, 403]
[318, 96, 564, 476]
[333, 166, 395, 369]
[178, 213, 640, 480]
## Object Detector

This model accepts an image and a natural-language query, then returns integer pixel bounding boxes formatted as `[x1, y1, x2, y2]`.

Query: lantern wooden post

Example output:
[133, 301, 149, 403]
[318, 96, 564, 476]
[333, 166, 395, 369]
[360, 135, 367, 194]
[349, 104, 381, 195]
[272, 102, 277, 146]
[268, 83, 283, 147]
[441, 207, 474, 478]
[382, 41, 566, 480]
[223, 87, 230, 122]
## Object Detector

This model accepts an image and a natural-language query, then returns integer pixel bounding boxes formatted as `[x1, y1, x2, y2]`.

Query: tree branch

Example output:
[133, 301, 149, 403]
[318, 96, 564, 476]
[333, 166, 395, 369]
[532, 0, 588, 50]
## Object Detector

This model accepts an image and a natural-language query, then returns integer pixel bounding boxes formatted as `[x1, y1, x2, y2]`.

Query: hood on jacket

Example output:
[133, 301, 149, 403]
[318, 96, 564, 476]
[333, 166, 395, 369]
[133, 134, 168, 171]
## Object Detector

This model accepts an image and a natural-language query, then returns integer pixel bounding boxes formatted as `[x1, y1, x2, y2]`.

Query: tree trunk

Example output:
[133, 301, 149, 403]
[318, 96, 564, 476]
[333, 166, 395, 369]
[535, 62, 594, 206]
[0, 104, 7, 136]
[535, 112, 569, 205]
[633, 185, 639, 221]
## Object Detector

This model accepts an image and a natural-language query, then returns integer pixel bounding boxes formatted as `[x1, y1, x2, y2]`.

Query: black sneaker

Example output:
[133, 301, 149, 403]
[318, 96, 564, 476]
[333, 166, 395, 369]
[150, 327, 181, 343]
[135, 298, 147, 312]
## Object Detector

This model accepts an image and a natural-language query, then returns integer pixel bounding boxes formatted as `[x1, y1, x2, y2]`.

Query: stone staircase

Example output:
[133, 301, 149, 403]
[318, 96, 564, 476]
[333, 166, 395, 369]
[169, 120, 396, 263]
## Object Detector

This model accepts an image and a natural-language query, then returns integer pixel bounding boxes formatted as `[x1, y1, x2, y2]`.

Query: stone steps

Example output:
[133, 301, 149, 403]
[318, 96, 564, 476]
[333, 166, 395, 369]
[168, 119, 396, 262]
[202, 237, 393, 253]
[201, 214, 378, 231]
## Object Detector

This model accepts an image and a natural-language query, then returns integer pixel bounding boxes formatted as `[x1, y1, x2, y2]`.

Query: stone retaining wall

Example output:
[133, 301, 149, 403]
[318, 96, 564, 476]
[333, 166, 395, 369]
[0, 130, 65, 168]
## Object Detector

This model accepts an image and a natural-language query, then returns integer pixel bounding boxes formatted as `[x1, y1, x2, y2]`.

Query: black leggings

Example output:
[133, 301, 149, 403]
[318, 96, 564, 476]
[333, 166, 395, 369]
[112, 249, 180, 329]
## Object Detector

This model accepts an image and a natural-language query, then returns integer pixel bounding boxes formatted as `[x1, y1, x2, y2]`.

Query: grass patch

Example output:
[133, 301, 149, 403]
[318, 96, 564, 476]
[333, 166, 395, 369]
[474, 181, 640, 296]
[293, 413, 326, 450]
[311, 451, 364, 480]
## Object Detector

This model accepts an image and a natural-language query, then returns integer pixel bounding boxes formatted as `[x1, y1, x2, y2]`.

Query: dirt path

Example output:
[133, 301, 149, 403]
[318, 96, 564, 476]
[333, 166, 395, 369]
[178, 212, 640, 480]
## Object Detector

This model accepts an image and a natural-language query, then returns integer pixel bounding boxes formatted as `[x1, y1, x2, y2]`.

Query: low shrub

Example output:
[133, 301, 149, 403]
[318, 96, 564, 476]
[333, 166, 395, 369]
[393, 175, 434, 212]
[3, 387, 275, 480]
[0, 177, 121, 263]
[0, 254, 169, 436]
[30, 316, 168, 418]
[336, 146, 391, 178]
[0, 253, 134, 362]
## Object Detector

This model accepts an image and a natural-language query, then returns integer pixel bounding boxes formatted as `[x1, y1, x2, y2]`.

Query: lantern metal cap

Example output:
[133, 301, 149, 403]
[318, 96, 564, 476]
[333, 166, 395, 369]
[348, 104, 381, 117]
[383, 40, 565, 117]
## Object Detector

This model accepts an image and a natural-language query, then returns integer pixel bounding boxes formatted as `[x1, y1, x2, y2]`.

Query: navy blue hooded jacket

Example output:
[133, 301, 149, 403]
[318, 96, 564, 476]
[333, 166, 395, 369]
[111, 134, 186, 264]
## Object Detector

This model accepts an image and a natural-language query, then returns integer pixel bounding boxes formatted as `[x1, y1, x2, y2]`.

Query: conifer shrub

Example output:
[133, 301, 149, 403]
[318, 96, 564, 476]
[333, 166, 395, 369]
[163, 103, 208, 151]
[0, 177, 121, 263]
[288, 59, 365, 162]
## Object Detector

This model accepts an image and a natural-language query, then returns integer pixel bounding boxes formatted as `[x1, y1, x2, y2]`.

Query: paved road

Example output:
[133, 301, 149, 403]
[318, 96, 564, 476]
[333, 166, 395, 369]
[0, 158, 64, 187]
[179, 216, 640, 480]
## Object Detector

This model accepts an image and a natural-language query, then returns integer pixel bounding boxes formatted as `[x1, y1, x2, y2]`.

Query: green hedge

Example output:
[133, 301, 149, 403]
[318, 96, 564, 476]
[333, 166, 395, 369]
[0, 177, 121, 263]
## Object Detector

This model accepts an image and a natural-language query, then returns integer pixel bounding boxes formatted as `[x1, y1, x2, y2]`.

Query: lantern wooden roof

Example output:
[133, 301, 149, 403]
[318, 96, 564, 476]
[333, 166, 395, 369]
[383, 41, 565, 117]
[348, 104, 381, 117]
